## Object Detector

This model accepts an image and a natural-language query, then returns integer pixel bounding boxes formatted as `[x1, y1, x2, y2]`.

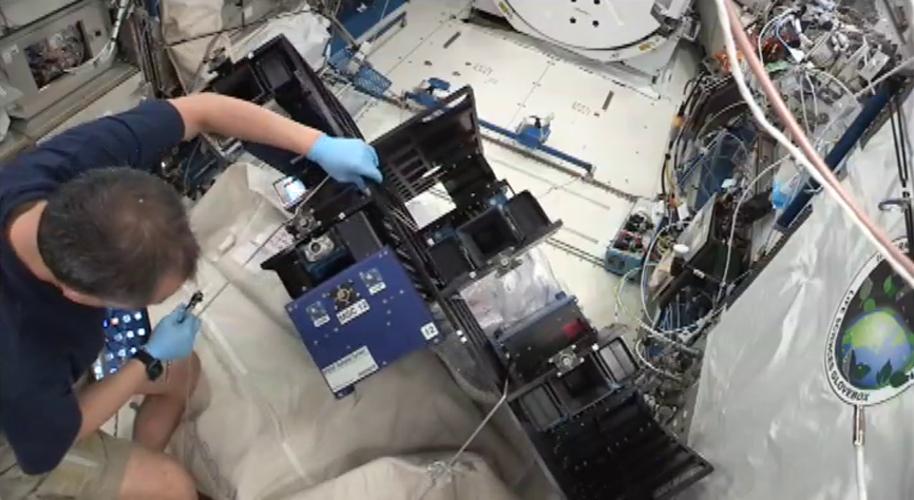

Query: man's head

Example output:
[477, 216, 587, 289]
[37, 168, 199, 308]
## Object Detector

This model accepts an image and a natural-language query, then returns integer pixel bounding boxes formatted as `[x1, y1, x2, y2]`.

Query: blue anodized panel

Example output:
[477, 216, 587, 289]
[285, 247, 441, 397]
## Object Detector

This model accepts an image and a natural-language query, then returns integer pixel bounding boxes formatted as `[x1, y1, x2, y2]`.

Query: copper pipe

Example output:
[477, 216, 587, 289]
[725, 0, 914, 284]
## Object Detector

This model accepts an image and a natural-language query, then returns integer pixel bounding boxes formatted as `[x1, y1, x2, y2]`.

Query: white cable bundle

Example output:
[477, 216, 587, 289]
[713, 0, 914, 292]
[65, 0, 132, 74]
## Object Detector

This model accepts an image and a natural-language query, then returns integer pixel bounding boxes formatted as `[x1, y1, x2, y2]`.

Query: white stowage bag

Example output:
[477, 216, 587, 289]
[160, 1, 329, 91]
[160, 0, 232, 90]
[684, 94, 914, 497]
[155, 164, 547, 500]
[231, 7, 330, 71]
[281, 455, 518, 500]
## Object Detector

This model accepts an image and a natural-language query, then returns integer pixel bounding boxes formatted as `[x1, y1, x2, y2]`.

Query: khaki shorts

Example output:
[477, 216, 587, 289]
[0, 431, 133, 500]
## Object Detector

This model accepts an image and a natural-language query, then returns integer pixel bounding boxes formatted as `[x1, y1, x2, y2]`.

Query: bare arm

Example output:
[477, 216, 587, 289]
[75, 360, 147, 440]
[167, 92, 382, 187]
[168, 93, 322, 157]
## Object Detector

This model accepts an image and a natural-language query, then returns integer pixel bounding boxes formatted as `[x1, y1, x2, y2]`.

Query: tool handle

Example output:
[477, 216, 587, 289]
[178, 291, 204, 323]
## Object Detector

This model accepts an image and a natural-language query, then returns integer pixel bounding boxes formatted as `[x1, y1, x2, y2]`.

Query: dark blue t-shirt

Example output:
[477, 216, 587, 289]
[0, 100, 185, 474]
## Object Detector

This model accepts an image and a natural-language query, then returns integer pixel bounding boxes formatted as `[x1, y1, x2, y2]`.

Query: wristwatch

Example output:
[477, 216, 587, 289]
[132, 349, 164, 381]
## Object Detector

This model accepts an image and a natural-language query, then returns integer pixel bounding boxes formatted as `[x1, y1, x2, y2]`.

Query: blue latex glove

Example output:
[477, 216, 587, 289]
[145, 304, 202, 361]
[306, 135, 382, 189]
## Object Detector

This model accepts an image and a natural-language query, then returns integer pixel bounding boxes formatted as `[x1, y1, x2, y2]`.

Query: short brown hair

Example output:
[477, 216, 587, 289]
[37, 168, 199, 305]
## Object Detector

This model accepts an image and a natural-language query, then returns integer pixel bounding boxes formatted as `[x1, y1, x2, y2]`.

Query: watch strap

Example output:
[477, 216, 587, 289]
[132, 349, 162, 381]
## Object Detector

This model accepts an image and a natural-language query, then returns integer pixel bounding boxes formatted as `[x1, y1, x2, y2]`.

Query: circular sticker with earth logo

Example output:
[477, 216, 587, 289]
[825, 238, 914, 406]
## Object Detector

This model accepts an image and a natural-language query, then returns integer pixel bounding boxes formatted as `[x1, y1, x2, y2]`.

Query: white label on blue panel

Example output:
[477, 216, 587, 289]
[307, 302, 330, 328]
[322, 346, 379, 393]
[420, 322, 440, 340]
[360, 269, 386, 295]
[337, 299, 370, 325]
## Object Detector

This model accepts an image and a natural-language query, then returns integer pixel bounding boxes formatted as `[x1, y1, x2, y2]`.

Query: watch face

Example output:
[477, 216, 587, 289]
[147, 359, 164, 381]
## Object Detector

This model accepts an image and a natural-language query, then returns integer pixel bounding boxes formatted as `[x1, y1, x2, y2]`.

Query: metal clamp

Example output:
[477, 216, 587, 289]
[549, 344, 587, 376]
[878, 197, 912, 212]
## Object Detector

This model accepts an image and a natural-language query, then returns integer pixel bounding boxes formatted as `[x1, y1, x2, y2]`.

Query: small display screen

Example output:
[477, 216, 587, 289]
[274, 176, 307, 208]
[92, 308, 152, 380]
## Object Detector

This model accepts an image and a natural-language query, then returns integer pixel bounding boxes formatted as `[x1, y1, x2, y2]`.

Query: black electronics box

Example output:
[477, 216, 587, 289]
[654, 194, 748, 310]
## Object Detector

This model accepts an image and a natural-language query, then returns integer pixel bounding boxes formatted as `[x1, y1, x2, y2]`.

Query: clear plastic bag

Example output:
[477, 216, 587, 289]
[461, 248, 565, 335]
